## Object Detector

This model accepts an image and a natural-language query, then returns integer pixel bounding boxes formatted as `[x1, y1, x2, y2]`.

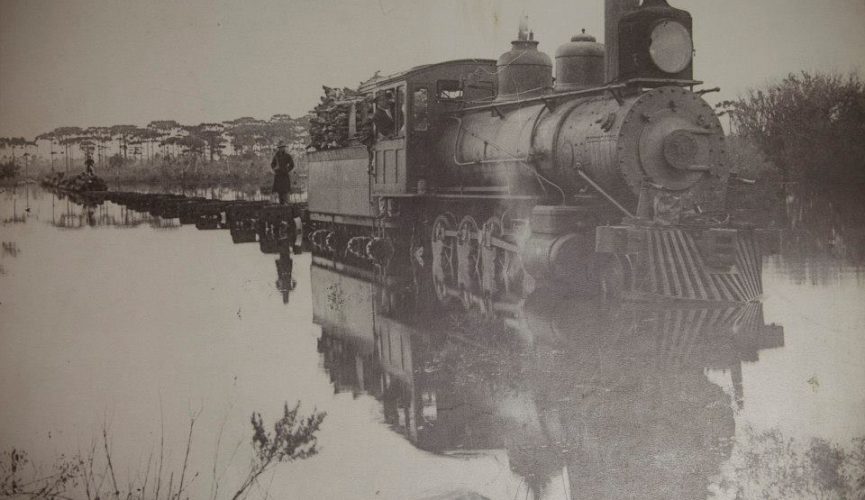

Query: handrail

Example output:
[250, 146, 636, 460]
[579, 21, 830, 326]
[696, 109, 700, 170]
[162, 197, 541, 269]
[458, 83, 628, 114]
[456, 78, 704, 114]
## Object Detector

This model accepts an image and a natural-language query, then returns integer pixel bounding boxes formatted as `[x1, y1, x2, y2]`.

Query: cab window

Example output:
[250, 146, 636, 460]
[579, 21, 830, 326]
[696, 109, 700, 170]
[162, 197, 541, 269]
[437, 80, 463, 101]
[373, 89, 397, 139]
[412, 87, 429, 132]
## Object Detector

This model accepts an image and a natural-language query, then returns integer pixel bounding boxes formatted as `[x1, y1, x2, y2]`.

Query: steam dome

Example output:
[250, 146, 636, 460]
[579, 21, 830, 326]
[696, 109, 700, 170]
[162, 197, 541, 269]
[555, 30, 605, 91]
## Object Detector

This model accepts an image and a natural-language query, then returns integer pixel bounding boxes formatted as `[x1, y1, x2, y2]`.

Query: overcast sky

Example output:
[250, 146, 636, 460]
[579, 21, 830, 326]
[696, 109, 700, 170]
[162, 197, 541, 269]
[1, 0, 864, 138]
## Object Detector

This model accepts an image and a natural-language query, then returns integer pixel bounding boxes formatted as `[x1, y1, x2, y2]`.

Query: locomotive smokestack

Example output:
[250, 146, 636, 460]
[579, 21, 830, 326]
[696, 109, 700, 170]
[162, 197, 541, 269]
[605, 0, 639, 82]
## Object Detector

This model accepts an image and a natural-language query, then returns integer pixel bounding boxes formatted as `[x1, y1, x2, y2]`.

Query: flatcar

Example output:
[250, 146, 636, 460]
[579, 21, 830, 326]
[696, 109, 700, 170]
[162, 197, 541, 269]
[306, 0, 776, 307]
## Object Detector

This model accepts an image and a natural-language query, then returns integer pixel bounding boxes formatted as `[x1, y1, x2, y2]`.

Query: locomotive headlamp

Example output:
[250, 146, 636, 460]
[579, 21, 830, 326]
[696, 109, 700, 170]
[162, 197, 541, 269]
[649, 20, 693, 74]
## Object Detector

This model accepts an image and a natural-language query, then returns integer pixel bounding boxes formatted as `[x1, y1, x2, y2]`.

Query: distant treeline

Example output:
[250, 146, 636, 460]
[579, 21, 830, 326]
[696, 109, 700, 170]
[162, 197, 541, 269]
[0, 114, 315, 189]
[0, 114, 311, 164]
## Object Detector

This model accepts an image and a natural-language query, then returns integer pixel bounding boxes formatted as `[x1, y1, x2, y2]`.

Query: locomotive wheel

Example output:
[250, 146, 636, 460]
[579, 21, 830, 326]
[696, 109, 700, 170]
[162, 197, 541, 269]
[479, 216, 526, 302]
[456, 215, 481, 309]
[431, 213, 456, 303]
[325, 224, 347, 257]
[480, 217, 506, 299]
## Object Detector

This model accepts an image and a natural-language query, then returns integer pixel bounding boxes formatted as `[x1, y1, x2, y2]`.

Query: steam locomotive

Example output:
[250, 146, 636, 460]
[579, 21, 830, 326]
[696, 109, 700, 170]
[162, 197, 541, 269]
[306, 0, 775, 305]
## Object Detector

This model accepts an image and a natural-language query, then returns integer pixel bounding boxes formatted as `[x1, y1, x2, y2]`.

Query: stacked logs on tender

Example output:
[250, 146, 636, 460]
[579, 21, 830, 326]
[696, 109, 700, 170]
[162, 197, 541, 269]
[307, 86, 372, 151]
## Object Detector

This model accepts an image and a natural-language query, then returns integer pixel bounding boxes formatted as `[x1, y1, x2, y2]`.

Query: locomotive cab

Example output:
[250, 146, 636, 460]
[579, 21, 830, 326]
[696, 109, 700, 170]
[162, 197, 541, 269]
[306, 60, 496, 228]
[357, 60, 497, 197]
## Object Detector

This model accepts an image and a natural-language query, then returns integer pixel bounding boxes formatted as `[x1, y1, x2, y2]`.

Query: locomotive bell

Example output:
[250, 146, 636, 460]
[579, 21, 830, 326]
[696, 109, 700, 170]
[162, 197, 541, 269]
[496, 20, 553, 101]
[555, 30, 606, 92]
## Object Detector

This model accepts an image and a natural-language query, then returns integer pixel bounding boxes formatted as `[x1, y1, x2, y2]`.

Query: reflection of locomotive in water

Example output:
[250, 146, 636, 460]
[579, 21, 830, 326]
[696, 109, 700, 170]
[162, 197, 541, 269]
[307, 0, 775, 304]
[311, 259, 784, 499]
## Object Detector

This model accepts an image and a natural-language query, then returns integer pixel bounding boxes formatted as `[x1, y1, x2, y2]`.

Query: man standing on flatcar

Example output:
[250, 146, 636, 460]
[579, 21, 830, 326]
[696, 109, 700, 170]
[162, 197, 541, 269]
[270, 140, 294, 205]
[84, 152, 95, 176]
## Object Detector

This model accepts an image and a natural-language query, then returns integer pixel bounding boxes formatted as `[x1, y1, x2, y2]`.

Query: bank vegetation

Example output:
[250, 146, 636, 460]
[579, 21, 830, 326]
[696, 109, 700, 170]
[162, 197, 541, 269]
[718, 71, 865, 186]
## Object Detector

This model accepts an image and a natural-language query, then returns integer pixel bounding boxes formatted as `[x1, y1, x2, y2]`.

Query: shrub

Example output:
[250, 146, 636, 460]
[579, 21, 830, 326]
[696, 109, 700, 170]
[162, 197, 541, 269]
[719, 71, 865, 184]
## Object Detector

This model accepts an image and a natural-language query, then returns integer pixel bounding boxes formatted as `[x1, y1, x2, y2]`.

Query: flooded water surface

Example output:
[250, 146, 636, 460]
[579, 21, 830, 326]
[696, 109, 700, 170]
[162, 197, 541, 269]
[1, 186, 863, 499]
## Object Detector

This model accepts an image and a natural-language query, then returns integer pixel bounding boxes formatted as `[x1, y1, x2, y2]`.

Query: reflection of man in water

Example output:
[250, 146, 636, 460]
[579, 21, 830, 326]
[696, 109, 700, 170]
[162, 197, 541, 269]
[275, 251, 296, 304]
[85, 206, 96, 227]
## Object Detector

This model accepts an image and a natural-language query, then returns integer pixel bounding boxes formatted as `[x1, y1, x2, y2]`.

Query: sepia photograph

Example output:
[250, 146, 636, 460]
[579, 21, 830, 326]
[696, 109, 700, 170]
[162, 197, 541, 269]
[1, 1, 864, 498]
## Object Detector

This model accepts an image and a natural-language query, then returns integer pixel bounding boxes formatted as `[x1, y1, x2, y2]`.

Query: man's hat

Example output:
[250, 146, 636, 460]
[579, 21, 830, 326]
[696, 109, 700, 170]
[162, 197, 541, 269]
[276, 140, 286, 148]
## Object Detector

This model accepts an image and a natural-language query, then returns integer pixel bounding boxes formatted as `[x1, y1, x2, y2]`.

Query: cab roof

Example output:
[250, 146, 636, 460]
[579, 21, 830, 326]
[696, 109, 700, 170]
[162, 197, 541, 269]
[358, 59, 497, 93]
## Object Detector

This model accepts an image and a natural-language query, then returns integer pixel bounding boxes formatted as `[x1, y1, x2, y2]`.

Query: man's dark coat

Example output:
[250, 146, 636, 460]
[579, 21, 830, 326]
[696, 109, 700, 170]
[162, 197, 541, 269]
[271, 148, 294, 194]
